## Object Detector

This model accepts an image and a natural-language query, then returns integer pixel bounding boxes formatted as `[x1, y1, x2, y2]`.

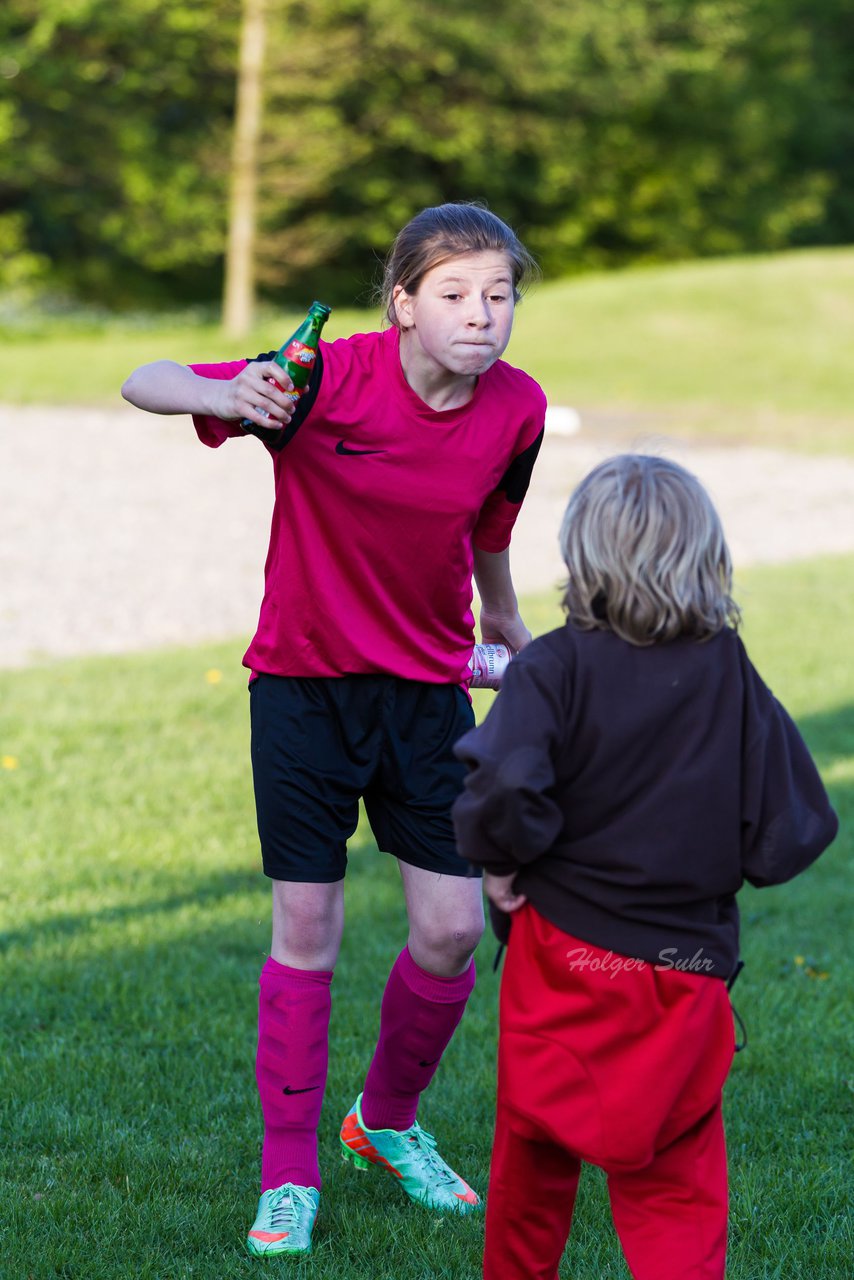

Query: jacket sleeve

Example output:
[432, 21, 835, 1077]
[452, 647, 566, 876]
[740, 647, 838, 887]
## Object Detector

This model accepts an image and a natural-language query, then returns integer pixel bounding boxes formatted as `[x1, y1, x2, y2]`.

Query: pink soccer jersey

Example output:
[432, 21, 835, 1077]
[190, 326, 546, 684]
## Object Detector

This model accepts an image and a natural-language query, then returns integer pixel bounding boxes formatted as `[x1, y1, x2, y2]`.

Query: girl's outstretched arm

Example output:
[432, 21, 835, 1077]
[121, 359, 295, 430]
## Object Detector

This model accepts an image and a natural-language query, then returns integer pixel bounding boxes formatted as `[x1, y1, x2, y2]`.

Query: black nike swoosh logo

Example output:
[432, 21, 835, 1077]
[335, 440, 386, 456]
[418, 1058, 441, 1068]
[282, 1084, 320, 1095]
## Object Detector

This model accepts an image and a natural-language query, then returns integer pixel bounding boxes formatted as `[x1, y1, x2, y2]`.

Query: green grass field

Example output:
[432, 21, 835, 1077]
[2, 246, 854, 454]
[1, 556, 851, 1279]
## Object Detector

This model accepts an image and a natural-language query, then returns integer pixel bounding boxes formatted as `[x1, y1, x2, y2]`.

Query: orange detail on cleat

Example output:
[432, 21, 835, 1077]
[454, 1185, 480, 1205]
[341, 1113, 403, 1178]
[340, 1114, 360, 1141]
[249, 1230, 289, 1242]
[339, 1095, 481, 1214]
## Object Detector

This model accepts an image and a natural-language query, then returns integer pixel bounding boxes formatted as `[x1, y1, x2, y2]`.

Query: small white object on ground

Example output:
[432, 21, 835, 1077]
[545, 406, 582, 436]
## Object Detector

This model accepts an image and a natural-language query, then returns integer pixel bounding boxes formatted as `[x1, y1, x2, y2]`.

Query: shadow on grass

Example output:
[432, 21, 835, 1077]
[0, 867, 263, 955]
[0, 684, 850, 1278]
[0, 853, 503, 1280]
[797, 700, 854, 754]
[2, 839, 850, 1279]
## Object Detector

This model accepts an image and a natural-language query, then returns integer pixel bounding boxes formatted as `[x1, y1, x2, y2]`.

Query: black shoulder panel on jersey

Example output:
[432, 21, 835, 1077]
[494, 427, 545, 504]
[242, 348, 324, 452]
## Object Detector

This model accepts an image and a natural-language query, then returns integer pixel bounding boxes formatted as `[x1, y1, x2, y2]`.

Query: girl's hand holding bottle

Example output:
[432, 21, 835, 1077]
[214, 362, 296, 429]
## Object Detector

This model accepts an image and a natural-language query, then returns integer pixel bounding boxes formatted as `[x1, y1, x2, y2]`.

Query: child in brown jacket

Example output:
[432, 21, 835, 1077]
[453, 453, 838, 1280]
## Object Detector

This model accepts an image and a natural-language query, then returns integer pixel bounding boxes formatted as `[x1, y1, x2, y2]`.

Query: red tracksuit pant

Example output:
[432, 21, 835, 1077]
[483, 906, 735, 1280]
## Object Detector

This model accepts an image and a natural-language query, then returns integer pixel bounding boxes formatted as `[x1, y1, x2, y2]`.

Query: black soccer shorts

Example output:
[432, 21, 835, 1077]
[249, 673, 478, 882]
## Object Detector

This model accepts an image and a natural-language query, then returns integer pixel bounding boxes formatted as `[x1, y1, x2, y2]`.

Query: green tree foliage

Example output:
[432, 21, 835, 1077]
[777, 0, 854, 248]
[2, 0, 852, 308]
[258, 0, 841, 300]
[1, 0, 238, 305]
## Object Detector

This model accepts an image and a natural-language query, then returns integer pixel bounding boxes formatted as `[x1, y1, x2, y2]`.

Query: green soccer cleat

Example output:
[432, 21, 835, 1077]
[339, 1093, 482, 1213]
[246, 1182, 320, 1257]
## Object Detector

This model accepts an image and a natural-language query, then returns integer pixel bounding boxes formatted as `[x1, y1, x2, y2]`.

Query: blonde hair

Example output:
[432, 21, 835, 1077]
[559, 454, 740, 645]
[381, 202, 539, 327]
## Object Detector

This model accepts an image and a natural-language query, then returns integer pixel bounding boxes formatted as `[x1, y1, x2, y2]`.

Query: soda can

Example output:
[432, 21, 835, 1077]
[469, 643, 511, 690]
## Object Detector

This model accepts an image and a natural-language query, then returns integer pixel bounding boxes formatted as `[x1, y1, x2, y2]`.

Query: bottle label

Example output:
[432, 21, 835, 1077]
[284, 340, 315, 366]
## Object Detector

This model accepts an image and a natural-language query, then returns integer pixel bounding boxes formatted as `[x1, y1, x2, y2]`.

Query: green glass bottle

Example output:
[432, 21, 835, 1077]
[241, 300, 331, 445]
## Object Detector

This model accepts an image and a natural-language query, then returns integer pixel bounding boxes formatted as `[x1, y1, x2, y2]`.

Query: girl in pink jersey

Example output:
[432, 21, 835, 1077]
[121, 202, 546, 1256]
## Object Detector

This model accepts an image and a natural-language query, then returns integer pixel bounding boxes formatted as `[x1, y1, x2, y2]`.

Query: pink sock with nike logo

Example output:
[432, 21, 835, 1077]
[257, 957, 333, 1192]
[360, 946, 476, 1132]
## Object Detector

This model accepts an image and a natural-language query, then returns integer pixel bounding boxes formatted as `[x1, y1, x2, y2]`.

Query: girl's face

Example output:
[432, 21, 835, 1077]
[393, 250, 516, 382]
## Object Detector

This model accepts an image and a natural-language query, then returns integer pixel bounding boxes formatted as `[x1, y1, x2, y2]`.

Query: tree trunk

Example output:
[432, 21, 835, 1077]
[222, 0, 267, 338]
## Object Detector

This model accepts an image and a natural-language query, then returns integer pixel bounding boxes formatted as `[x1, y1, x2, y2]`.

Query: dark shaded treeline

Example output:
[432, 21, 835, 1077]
[2, 0, 853, 309]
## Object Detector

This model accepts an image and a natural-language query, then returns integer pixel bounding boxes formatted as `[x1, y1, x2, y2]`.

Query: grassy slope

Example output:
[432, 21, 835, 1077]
[511, 246, 854, 451]
[0, 555, 851, 1278]
[2, 246, 854, 453]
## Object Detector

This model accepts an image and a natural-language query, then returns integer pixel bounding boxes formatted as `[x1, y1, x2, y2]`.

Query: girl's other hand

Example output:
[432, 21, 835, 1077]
[480, 606, 532, 654]
[483, 871, 527, 914]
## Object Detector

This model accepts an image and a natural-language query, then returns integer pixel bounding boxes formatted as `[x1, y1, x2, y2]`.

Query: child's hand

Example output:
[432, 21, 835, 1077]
[214, 362, 296, 426]
[483, 871, 527, 913]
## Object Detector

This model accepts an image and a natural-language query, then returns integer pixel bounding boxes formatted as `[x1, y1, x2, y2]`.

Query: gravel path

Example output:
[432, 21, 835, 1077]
[2, 402, 854, 669]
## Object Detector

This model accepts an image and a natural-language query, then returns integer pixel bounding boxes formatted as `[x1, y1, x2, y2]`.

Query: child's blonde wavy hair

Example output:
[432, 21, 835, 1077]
[559, 453, 740, 646]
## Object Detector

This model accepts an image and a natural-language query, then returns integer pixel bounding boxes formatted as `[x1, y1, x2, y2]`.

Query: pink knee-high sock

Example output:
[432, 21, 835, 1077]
[256, 957, 333, 1192]
[360, 946, 476, 1132]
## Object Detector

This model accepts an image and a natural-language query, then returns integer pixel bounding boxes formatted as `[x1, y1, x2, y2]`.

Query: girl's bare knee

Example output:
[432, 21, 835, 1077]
[271, 881, 344, 969]
[411, 918, 484, 974]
